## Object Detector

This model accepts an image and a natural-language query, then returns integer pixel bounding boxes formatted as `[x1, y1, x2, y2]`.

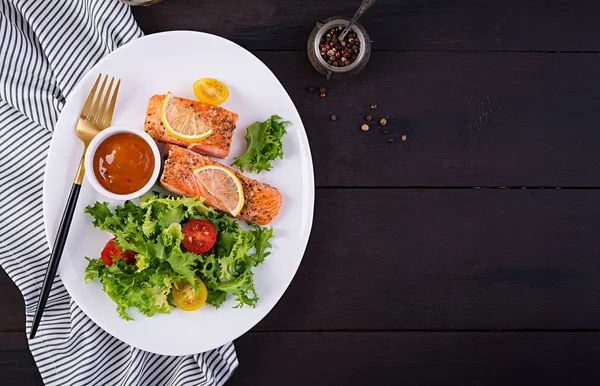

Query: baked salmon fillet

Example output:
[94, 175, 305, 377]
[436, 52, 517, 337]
[161, 144, 282, 225]
[144, 94, 238, 159]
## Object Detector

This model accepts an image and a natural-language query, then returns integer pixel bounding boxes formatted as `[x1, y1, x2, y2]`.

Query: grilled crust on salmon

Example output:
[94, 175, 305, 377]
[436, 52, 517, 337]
[161, 144, 282, 225]
[144, 94, 238, 159]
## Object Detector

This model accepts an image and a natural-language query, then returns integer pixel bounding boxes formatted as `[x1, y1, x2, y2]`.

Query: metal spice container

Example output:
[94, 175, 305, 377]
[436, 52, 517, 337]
[307, 17, 372, 80]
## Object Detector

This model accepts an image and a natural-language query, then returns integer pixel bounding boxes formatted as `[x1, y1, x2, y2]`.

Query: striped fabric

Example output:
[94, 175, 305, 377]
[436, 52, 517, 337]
[0, 1, 238, 385]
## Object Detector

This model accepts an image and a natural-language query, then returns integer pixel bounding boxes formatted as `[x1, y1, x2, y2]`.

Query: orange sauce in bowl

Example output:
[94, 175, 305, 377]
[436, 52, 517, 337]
[93, 133, 155, 195]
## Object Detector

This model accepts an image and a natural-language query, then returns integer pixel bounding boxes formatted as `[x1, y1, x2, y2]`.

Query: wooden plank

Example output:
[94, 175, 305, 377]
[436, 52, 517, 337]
[2, 190, 600, 330]
[0, 332, 42, 385]
[2, 331, 600, 386]
[229, 332, 600, 386]
[0, 269, 24, 331]
[132, 0, 600, 51]
[255, 189, 600, 330]
[252, 51, 600, 187]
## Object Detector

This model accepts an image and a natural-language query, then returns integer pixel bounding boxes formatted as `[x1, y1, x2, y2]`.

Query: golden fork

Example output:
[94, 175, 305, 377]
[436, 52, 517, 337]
[30, 74, 121, 339]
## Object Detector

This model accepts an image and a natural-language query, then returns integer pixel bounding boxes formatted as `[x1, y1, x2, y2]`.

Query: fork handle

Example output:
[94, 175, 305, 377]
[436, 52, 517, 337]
[30, 158, 84, 339]
[74, 150, 86, 184]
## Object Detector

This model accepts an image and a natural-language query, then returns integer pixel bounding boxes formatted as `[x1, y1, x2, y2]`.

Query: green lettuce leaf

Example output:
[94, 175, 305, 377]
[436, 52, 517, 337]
[231, 115, 289, 173]
[84, 193, 274, 319]
[249, 224, 273, 266]
[84, 257, 176, 320]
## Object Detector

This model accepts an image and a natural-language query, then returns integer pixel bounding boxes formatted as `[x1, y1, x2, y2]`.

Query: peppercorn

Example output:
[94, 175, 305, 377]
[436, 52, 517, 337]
[320, 92, 326, 99]
[330, 114, 337, 121]
[319, 25, 360, 68]
[370, 103, 377, 109]
[365, 114, 373, 121]
[361, 124, 369, 131]
[401, 135, 407, 141]
[320, 87, 327, 93]
[388, 138, 394, 143]
[379, 117, 387, 126]
[382, 129, 389, 135]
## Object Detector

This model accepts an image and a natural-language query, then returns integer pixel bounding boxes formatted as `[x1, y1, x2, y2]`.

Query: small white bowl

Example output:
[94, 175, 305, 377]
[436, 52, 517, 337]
[84, 125, 161, 201]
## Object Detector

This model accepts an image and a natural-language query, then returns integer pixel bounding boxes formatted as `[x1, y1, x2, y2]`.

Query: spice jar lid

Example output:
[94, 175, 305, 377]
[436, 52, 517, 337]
[307, 17, 372, 80]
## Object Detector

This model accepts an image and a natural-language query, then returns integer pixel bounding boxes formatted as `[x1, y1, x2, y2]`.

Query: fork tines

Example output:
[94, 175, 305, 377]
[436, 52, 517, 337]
[80, 74, 121, 127]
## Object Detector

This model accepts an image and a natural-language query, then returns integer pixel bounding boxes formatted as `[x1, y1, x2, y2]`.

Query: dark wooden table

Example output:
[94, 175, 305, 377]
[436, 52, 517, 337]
[3, 0, 600, 384]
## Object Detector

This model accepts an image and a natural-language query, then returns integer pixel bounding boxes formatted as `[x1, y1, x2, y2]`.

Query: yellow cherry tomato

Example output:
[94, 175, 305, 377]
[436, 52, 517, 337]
[171, 277, 208, 311]
[193, 78, 229, 105]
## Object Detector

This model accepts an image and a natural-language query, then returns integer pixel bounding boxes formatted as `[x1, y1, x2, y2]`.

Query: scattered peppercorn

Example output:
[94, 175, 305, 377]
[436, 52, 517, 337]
[320, 92, 326, 99]
[319, 26, 361, 68]
[365, 114, 373, 121]
[330, 114, 337, 121]
[379, 117, 387, 126]
[361, 124, 369, 131]
[401, 135, 407, 141]
[307, 86, 315, 93]
[370, 103, 377, 109]
[382, 129, 389, 135]
[388, 138, 394, 143]
[320, 87, 327, 93]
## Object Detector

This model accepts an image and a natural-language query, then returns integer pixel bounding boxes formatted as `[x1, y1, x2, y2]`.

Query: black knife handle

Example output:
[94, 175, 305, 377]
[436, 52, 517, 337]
[29, 182, 81, 339]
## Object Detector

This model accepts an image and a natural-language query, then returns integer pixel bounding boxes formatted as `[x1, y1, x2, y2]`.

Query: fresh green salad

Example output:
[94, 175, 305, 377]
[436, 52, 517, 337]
[232, 115, 289, 173]
[84, 193, 273, 320]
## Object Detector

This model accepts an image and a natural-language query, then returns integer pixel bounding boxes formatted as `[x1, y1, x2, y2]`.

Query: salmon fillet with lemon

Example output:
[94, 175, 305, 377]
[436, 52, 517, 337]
[144, 94, 238, 159]
[161, 144, 282, 225]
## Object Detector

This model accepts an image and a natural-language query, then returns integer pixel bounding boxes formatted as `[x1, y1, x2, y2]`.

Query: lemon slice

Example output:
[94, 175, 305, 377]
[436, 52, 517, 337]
[161, 92, 212, 142]
[193, 78, 229, 105]
[194, 165, 245, 216]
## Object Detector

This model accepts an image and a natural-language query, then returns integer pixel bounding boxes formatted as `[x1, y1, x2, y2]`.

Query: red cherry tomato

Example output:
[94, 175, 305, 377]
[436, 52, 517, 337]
[182, 219, 217, 254]
[100, 237, 136, 266]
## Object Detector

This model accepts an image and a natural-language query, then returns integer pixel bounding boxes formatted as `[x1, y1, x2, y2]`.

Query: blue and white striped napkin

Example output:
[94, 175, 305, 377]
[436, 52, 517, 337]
[0, 1, 238, 385]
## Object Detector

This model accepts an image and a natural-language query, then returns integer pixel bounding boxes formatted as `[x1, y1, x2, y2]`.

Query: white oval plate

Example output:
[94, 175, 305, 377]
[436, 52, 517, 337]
[43, 31, 314, 355]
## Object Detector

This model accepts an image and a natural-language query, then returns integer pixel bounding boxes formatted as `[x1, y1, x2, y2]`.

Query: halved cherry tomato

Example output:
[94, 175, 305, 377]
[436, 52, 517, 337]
[182, 219, 216, 254]
[172, 277, 208, 311]
[193, 78, 229, 105]
[100, 237, 136, 266]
